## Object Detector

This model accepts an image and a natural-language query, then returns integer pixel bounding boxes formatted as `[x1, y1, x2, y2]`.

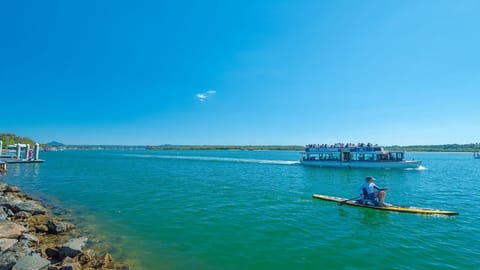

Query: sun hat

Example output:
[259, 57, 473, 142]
[366, 176, 375, 181]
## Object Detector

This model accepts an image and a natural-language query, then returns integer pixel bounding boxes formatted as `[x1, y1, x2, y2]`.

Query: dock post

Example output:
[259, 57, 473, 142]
[16, 144, 21, 159]
[0, 141, 2, 156]
[25, 144, 30, 160]
[34, 143, 40, 160]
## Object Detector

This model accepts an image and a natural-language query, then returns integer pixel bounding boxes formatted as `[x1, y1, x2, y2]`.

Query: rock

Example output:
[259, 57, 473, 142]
[27, 215, 49, 231]
[56, 255, 82, 270]
[0, 207, 8, 220]
[0, 222, 26, 238]
[6, 208, 15, 217]
[6, 186, 21, 193]
[2, 193, 24, 204]
[0, 183, 128, 269]
[60, 262, 81, 270]
[47, 221, 74, 234]
[0, 251, 17, 270]
[0, 182, 7, 192]
[77, 249, 93, 265]
[45, 247, 59, 259]
[15, 211, 32, 219]
[12, 201, 47, 215]
[35, 224, 49, 233]
[58, 237, 88, 259]
[20, 233, 39, 246]
[102, 253, 114, 268]
[61, 256, 75, 265]
[0, 238, 18, 251]
[12, 253, 50, 270]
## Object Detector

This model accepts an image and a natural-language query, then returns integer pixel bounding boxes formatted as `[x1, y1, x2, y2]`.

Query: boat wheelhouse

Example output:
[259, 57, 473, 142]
[300, 143, 421, 169]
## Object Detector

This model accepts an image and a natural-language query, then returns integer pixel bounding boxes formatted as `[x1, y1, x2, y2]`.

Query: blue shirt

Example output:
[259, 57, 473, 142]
[358, 181, 380, 196]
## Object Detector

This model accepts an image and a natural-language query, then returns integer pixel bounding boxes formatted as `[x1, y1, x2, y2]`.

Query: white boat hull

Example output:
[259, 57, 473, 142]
[300, 159, 422, 169]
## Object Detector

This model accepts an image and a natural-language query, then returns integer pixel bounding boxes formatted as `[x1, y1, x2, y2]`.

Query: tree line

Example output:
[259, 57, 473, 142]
[147, 144, 480, 152]
[145, 145, 304, 151]
[0, 133, 35, 147]
[1, 132, 479, 152]
[386, 143, 480, 152]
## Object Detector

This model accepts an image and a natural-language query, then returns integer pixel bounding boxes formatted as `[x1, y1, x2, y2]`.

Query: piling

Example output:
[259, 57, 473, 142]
[16, 144, 21, 159]
[34, 143, 40, 160]
[24, 144, 30, 160]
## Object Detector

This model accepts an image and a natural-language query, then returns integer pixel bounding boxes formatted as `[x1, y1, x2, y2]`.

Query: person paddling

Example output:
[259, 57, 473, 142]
[358, 176, 389, 206]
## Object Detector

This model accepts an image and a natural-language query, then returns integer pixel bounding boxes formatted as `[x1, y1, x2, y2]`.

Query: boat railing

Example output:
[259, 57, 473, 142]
[304, 146, 386, 153]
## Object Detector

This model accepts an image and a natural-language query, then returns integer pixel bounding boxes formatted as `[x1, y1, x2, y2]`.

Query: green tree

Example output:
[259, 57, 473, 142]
[0, 133, 36, 148]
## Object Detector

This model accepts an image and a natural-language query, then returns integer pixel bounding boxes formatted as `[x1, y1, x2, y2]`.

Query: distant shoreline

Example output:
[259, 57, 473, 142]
[46, 144, 480, 152]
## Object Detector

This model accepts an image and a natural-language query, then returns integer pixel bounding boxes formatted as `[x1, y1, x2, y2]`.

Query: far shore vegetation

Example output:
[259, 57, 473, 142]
[145, 144, 480, 152]
[1, 132, 480, 152]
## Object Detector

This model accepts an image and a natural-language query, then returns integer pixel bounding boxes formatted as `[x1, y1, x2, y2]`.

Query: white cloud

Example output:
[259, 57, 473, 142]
[206, 89, 217, 95]
[196, 89, 216, 102]
[196, 93, 207, 101]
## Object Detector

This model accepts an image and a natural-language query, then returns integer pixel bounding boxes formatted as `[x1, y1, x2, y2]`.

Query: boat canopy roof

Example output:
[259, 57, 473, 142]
[7, 144, 29, 148]
[304, 143, 398, 153]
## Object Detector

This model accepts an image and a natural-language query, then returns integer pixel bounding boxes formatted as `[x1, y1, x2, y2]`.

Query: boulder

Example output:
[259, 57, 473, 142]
[0, 182, 7, 192]
[12, 201, 47, 215]
[58, 237, 88, 259]
[0, 238, 18, 251]
[0, 222, 26, 238]
[45, 247, 60, 259]
[0, 251, 17, 270]
[47, 221, 75, 234]
[12, 253, 50, 270]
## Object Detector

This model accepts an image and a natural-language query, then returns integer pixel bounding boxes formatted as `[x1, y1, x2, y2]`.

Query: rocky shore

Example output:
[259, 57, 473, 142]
[0, 181, 129, 270]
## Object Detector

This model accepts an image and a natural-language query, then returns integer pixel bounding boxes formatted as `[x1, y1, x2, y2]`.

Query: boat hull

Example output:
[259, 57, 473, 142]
[312, 194, 458, 216]
[301, 159, 422, 169]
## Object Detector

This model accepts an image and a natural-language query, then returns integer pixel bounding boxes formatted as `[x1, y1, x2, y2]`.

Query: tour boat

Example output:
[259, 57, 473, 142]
[300, 143, 422, 169]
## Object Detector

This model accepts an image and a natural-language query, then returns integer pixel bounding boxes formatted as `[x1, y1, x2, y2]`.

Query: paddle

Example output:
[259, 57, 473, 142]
[338, 196, 360, 206]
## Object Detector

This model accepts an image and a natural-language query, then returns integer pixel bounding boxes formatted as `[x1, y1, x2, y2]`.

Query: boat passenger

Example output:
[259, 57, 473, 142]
[358, 176, 389, 207]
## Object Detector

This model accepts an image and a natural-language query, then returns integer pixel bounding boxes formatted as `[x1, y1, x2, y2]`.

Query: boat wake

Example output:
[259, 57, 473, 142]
[405, 165, 427, 171]
[123, 154, 300, 166]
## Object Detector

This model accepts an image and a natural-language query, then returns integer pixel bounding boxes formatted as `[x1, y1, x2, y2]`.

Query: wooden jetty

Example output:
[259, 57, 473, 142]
[0, 141, 45, 164]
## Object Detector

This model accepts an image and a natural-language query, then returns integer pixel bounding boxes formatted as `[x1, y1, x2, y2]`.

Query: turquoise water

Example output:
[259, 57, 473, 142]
[2, 150, 479, 269]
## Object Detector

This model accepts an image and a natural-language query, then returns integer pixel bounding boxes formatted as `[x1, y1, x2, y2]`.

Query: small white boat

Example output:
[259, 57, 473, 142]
[474, 152, 480, 159]
[300, 143, 422, 169]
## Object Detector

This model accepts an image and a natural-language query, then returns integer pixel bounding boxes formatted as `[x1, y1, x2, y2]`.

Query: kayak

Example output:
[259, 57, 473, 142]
[312, 194, 459, 216]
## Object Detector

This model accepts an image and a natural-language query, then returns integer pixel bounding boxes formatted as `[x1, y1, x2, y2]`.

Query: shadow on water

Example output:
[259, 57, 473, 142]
[357, 209, 390, 226]
[337, 205, 390, 227]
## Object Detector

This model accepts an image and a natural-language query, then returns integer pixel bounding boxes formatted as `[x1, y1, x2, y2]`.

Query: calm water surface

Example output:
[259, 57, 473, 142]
[3, 150, 479, 269]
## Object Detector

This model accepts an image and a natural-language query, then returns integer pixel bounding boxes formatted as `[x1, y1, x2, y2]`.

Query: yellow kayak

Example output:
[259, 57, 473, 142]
[312, 194, 459, 216]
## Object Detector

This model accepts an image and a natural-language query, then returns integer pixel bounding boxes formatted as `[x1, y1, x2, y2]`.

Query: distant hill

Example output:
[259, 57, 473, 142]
[46, 141, 65, 147]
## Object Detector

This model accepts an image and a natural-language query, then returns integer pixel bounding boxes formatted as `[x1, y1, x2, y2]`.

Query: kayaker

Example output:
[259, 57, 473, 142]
[358, 176, 389, 206]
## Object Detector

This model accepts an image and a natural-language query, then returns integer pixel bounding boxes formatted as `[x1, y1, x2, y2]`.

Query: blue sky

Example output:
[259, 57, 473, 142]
[1, 0, 479, 146]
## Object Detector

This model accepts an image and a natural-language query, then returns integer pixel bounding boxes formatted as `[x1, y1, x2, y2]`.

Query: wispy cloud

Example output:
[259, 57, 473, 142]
[196, 89, 216, 102]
